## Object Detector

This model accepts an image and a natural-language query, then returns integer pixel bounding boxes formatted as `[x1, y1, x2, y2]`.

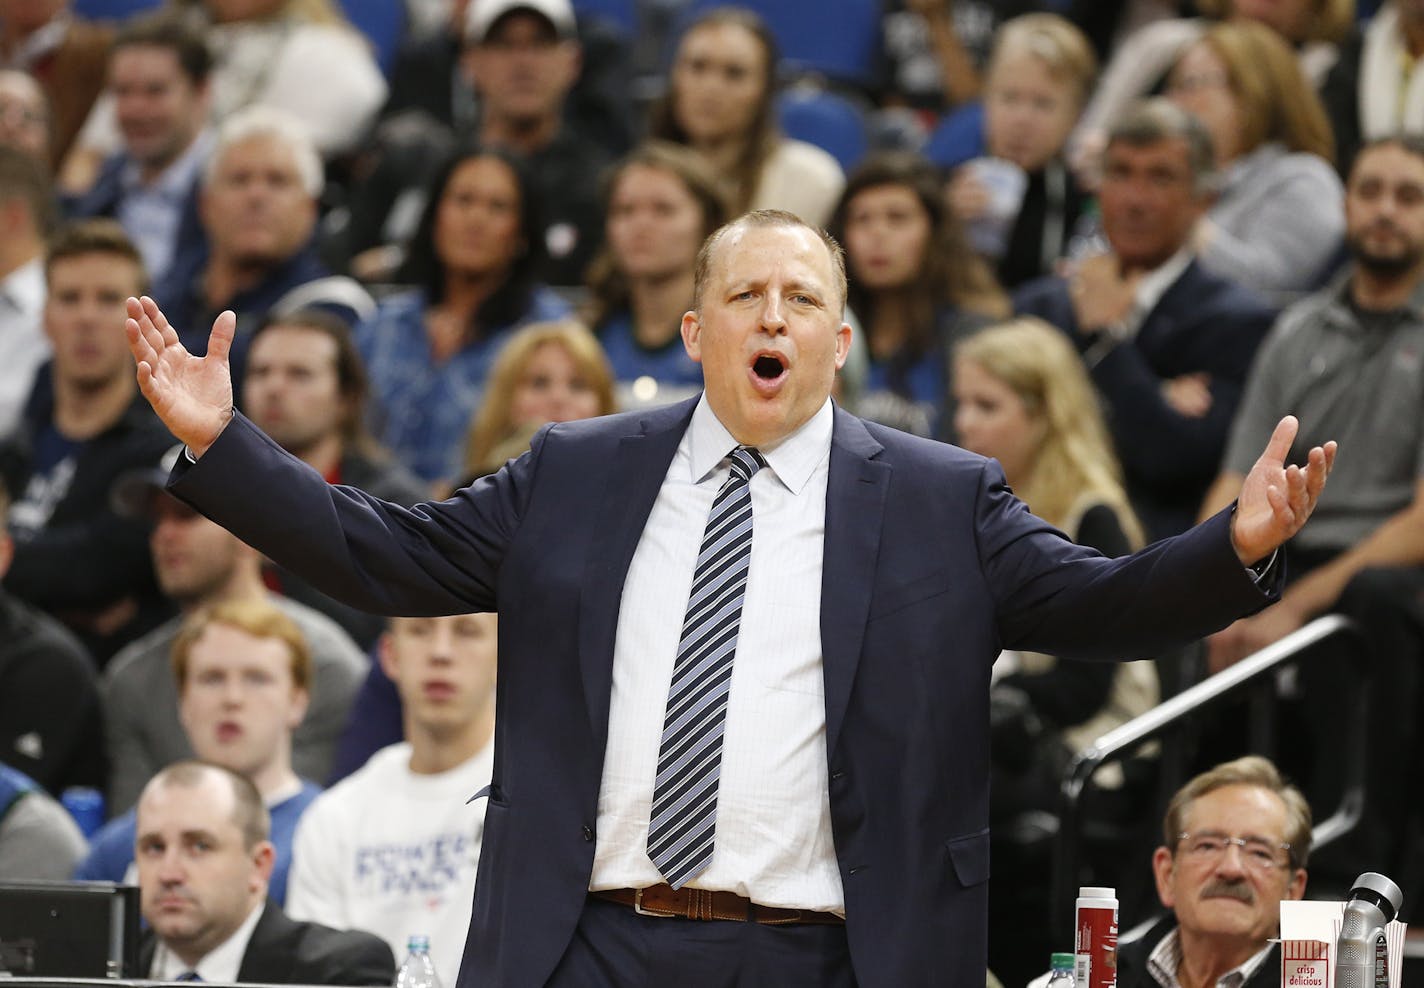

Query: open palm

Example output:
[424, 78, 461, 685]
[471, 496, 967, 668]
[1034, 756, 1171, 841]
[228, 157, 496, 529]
[124, 296, 236, 456]
[1231, 415, 1336, 564]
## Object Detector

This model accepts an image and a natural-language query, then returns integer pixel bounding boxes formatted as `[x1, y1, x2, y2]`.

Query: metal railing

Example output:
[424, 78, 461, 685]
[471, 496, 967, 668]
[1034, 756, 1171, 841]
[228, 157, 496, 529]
[1049, 615, 1368, 944]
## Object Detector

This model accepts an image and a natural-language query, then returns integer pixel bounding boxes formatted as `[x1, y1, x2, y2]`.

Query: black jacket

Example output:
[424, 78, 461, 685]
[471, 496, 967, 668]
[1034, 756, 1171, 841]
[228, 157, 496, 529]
[140, 900, 395, 985]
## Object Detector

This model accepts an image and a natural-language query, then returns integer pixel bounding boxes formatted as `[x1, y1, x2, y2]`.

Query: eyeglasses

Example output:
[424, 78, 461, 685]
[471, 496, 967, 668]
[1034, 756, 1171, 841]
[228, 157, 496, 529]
[1177, 831, 1293, 871]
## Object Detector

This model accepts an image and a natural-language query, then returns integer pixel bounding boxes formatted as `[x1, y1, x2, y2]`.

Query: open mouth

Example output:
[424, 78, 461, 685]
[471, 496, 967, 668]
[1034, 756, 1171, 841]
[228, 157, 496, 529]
[752, 353, 787, 380]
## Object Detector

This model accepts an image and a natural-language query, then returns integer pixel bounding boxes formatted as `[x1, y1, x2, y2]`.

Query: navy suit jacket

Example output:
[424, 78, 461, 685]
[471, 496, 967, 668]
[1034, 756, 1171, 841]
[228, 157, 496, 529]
[1014, 260, 1276, 540]
[170, 398, 1277, 988]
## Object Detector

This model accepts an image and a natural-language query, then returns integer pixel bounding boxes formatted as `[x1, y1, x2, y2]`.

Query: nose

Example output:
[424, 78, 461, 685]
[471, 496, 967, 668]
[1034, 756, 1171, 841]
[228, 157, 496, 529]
[1214, 842, 1251, 877]
[156, 846, 187, 884]
[759, 295, 787, 334]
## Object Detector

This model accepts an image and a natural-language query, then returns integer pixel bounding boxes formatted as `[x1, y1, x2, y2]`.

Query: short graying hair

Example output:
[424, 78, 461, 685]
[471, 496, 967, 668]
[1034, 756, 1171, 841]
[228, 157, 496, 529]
[144, 760, 271, 850]
[693, 209, 848, 312]
[1106, 98, 1217, 195]
[203, 106, 323, 198]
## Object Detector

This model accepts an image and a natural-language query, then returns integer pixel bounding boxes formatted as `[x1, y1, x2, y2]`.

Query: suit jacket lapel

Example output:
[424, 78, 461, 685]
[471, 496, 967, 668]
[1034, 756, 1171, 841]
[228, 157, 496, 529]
[235, 901, 289, 984]
[821, 407, 889, 756]
[578, 399, 697, 747]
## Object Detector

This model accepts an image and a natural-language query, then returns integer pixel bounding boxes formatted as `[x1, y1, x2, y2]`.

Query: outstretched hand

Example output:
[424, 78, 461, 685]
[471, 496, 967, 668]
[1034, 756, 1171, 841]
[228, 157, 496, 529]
[125, 296, 236, 457]
[1230, 415, 1336, 565]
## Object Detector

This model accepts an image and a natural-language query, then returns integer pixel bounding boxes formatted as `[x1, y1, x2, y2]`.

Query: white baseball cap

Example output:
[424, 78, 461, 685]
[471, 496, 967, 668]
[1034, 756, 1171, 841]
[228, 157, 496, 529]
[465, 0, 576, 44]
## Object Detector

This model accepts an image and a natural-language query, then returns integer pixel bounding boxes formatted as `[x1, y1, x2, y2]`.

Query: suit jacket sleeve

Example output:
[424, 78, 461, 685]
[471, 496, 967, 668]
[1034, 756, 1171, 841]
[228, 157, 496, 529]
[169, 412, 540, 616]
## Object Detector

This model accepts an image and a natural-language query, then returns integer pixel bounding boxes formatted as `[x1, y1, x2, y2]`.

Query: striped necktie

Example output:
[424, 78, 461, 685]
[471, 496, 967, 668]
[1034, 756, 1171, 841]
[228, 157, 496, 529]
[646, 444, 766, 889]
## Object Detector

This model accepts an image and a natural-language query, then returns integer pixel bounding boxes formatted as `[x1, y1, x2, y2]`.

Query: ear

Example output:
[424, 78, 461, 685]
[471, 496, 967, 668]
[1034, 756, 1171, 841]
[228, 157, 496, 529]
[681, 310, 703, 363]
[1152, 846, 1178, 909]
[250, 840, 276, 890]
[286, 686, 310, 730]
[377, 631, 399, 681]
[833, 320, 852, 371]
[0, 531, 12, 580]
[560, 42, 582, 89]
[1284, 866, 1308, 901]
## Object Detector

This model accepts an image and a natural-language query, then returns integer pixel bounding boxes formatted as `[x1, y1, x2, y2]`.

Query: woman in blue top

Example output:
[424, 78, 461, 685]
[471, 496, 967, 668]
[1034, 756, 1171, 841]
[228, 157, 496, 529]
[832, 151, 1009, 441]
[355, 146, 570, 487]
[582, 141, 729, 410]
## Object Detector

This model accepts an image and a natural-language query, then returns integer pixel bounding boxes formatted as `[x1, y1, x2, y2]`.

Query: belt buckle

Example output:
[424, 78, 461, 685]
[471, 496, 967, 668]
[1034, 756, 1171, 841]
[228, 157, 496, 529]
[632, 888, 678, 918]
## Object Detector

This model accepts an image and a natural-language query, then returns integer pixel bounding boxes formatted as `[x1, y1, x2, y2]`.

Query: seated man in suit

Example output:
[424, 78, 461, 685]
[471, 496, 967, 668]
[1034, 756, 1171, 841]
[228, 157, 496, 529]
[1117, 755, 1309, 988]
[1014, 98, 1277, 540]
[136, 759, 393, 983]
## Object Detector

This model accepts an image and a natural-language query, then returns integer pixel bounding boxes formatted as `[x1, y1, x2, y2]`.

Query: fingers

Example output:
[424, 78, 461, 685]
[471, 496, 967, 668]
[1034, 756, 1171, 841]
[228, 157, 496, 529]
[125, 315, 158, 368]
[126, 297, 165, 356]
[1262, 415, 1299, 465]
[207, 310, 237, 364]
[139, 295, 180, 346]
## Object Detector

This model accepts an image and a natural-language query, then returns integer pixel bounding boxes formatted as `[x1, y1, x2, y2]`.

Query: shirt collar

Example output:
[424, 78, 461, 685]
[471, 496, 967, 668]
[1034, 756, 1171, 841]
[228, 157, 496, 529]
[121, 127, 216, 196]
[687, 393, 834, 496]
[1146, 926, 1275, 988]
[153, 898, 264, 982]
[1135, 248, 1195, 316]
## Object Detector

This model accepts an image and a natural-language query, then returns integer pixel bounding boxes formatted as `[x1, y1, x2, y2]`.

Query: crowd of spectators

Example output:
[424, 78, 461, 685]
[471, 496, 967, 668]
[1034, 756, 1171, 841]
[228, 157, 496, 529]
[0, 0, 1421, 982]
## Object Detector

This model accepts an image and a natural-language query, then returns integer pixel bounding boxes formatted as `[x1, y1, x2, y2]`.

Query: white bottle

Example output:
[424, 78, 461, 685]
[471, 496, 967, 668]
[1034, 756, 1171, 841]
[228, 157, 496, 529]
[394, 935, 442, 988]
[1074, 886, 1118, 988]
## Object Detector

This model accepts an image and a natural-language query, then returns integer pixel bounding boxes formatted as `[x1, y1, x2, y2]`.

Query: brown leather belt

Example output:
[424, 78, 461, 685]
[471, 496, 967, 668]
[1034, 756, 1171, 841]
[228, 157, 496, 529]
[591, 885, 844, 926]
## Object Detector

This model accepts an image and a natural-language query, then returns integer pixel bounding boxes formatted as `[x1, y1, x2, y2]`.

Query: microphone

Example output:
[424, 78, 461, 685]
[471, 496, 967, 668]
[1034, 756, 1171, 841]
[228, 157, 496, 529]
[1336, 872, 1403, 988]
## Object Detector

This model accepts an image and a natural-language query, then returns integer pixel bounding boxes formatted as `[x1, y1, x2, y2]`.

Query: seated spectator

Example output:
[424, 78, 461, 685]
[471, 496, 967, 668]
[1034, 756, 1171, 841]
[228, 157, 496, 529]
[287, 613, 497, 986]
[0, 0, 111, 171]
[648, 7, 844, 227]
[1116, 755, 1309, 988]
[0, 475, 102, 793]
[459, 319, 616, 483]
[1199, 134, 1424, 889]
[134, 760, 394, 983]
[0, 70, 52, 164]
[1321, 1, 1424, 176]
[79, 600, 324, 905]
[0, 763, 87, 879]
[1014, 100, 1275, 540]
[1165, 20, 1344, 305]
[0, 145, 53, 440]
[833, 151, 1008, 439]
[936, 14, 1100, 289]
[1074, 0, 1355, 175]
[151, 106, 374, 386]
[65, 13, 214, 288]
[582, 141, 728, 410]
[355, 146, 570, 488]
[242, 310, 427, 647]
[952, 317, 1157, 982]
[67, 0, 384, 179]
[103, 455, 365, 814]
[1, 219, 175, 663]
[346, 0, 612, 288]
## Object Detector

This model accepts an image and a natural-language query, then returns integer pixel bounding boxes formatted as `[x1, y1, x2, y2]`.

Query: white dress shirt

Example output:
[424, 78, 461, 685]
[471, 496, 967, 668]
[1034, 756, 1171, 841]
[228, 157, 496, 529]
[150, 897, 264, 981]
[589, 395, 845, 913]
[0, 257, 48, 440]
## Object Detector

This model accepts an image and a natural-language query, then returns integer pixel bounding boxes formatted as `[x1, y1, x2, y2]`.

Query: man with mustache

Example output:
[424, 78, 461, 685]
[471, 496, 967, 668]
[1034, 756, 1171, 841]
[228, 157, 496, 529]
[1200, 135, 1424, 892]
[134, 759, 392, 983]
[1117, 756, 1309, 988]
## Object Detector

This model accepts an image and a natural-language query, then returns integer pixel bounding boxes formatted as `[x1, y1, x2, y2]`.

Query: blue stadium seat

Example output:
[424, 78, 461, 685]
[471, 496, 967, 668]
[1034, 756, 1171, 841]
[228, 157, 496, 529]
[776, 86, 868, 173]
[572, 0, 638, 36]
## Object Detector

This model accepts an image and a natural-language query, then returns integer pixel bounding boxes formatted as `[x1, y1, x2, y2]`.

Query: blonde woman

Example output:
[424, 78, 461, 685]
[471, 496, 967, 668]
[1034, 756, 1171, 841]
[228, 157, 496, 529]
[1167, 19, 1344, 305]
[460, 320, 617, 482]
[952, 317, 1156, 771]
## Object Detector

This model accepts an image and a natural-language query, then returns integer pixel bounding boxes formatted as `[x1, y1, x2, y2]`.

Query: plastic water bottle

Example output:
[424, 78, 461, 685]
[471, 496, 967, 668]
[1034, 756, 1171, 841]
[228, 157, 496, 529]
[1047, 951, 1077, 986]
[394, 935, 441, 988]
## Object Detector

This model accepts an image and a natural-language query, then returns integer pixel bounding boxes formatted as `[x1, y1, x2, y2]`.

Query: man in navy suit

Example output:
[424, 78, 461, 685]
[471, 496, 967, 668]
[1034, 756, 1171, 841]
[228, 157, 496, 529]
[1015, 99, 1278, 541]
[124, 208, 1334, 987]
